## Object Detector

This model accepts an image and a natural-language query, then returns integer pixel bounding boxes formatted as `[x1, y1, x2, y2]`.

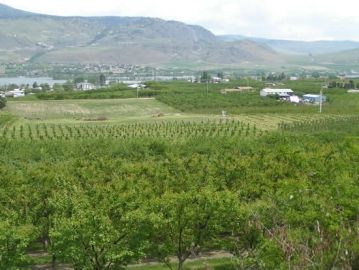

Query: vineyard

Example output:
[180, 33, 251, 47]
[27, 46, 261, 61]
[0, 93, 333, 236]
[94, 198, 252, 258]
[0, 113, 345, 141]
[0, 120, 263, 140]
[279, 115, 359, 134]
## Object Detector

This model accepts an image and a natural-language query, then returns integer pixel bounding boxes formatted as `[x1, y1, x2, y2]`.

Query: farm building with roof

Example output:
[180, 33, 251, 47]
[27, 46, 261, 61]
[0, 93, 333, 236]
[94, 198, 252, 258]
[260, 88, 294, 97]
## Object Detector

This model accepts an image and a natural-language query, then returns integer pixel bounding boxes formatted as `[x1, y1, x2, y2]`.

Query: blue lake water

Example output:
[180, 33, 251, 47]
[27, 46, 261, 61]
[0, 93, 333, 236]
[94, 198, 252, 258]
[0, 77, 66, 87]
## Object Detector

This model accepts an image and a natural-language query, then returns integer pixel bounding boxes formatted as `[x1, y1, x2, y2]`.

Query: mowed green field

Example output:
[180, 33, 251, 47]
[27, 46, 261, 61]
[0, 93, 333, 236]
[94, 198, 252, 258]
[4, 98, 181, 122]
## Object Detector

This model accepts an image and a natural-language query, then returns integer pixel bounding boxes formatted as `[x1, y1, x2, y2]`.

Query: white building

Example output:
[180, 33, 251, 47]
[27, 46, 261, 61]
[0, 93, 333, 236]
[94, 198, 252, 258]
[5, 89, 25, 98]
[211, 77, 222, 83]
[0, 91, 5, 98]
[14, 89, 25, 98]
[76, 81, 95, 91]
[260, 88, 294, 97]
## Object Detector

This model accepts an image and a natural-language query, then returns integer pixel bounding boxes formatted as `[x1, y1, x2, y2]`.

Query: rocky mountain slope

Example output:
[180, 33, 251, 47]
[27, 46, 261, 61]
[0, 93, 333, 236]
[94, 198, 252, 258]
[0, 4, 281, 65]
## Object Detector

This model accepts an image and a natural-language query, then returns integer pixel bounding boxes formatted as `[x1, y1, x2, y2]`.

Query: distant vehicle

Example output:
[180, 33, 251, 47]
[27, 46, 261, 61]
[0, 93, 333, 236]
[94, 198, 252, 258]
[303, 94, 326, 104]
[289, 95, 301, 103]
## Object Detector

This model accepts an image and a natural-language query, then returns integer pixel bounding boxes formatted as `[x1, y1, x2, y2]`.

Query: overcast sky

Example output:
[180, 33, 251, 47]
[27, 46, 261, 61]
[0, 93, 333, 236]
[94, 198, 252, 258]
[2, 0, 359, 41]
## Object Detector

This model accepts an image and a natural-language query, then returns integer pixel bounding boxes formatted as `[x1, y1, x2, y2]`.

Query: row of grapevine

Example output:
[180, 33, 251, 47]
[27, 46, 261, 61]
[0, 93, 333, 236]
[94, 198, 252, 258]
[0, 120, 265, 140]
[0, 113, 14, 127]
[278, 115, 359, 133]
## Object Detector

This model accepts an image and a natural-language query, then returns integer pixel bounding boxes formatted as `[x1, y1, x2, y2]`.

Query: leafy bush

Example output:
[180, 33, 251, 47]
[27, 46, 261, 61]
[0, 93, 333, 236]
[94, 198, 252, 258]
[0, 96, 6, 109]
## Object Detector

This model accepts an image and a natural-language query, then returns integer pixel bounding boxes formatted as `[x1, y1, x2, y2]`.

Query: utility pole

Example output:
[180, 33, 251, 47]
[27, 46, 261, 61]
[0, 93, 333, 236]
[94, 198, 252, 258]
[319, 83, 327, 113]
[206, 80, 209, 96]
[319, 86, 323, 113]
[137, 87, 139, 99]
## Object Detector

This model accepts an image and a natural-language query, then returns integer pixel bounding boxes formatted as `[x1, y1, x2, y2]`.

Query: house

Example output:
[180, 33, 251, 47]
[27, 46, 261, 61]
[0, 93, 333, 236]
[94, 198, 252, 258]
[0, 91, 5, 98]
[76, 81, 95, 91]
[211, 77, 222, 83]
[290, 76, 299, 81]
[14, 89, 25, 98]
[303, 94, 326, 104]
[5, 89, 25, 98]
[260, 88, 294, 97]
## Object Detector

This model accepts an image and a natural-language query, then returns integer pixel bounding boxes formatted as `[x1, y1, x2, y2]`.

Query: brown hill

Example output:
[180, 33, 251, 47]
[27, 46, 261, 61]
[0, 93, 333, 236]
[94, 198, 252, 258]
[0, 3, 282, 65]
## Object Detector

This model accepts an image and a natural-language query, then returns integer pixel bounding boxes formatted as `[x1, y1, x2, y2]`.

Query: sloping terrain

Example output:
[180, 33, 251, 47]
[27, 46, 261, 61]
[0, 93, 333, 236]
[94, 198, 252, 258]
[220, 35, 359, 56]
[0, 4, 282, 65]
[316, 47, 359, 65]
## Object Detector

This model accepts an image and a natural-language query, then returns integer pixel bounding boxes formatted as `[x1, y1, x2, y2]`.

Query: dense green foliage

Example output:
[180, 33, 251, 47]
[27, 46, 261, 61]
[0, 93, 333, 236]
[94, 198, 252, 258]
[155, 81, 289, 114]
[157, 90, 289, 114]
[1, 121, 359, 269]
[1, 79, 359, 269]
[0, 96, 6, 109]
[36, 84, 159, 100]
[156, 81, 359, 114]
[31, 79, 359, 115]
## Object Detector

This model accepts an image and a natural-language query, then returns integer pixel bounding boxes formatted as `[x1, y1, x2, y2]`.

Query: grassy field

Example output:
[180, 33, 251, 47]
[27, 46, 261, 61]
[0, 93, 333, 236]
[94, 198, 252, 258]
[4, 98, 182, 122]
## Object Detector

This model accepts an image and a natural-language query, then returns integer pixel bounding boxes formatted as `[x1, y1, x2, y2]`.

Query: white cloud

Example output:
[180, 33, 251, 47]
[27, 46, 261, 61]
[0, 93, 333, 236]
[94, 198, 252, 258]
[2, 0, 359, 40]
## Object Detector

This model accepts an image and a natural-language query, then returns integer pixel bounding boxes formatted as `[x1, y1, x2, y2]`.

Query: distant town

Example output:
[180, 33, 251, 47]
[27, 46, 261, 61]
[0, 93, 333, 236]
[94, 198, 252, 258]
[1, 63, 359, 103]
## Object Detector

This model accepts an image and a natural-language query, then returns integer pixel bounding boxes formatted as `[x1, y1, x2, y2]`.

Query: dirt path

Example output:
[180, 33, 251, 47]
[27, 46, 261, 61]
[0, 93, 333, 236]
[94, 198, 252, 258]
[28, 251, 233, 269]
